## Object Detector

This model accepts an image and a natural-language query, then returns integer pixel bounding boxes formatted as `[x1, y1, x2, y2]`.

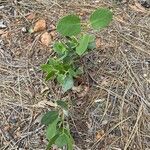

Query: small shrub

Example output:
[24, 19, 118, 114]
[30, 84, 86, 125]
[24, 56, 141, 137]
[41, 8, 113, 150]
[41, 8, 113, 92]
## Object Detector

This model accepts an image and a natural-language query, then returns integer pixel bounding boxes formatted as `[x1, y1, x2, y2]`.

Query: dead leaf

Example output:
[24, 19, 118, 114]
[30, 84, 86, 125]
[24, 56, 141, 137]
[40, 32, 51, 46]
[26, 13, 36, 20]
[33, 19, 46, 32]
[72, 85, 89, 98]
[96, 38, 101, 48]
[95, 130, 105, 141]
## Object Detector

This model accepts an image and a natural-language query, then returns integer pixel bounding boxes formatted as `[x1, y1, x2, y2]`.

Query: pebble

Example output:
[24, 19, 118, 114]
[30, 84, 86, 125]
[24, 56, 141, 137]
[21, 27, 27, 33]
[0, 20, 7, 29]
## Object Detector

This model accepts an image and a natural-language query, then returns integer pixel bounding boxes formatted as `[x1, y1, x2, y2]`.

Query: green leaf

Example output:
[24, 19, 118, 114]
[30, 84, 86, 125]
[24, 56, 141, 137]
[64, 128, 74, 150]
[46, 134, 60, 150]
[45, 71, 56, 81]
[65, 37, 78, 49]
[68, 68, 77, 77]
[68, 67, 83, 77]
[90, 8, 113, 30]
[47, 59, 67, 74]
[46, 119, 58, 140]
[76, 67, 84, 75]
[41, 111, 59, 126]
[76, 34, 92, 56]
[57, 74, 66, 85]
[41, 64, 52, 73]
[88, 41, 96, 50]
[62, 75, 74, 92]
[89, 34, 95, 42]
[55, 133, 68, 148]
[57, 100, 68, 110]
[53, 42, 67, 55]
[57, 15, 81, 36]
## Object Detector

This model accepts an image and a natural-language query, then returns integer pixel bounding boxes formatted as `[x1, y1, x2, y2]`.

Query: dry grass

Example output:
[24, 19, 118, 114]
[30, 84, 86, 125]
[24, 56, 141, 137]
[0, 0, 150, 150]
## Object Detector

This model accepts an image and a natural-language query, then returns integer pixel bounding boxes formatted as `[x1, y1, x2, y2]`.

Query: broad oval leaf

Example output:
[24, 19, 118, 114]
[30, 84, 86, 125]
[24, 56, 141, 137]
[53, 42, 67, 55]
[57, 74, 66, 85]
[41, 64, 52, 73]
[41, 111, 59, 126]
[64, 128, 74, 150]
[46, 134, 60, 150]
[90, 8, 113, 30]
[55, 133, 68, 148]
[76, 34, 92, 56]
[46, 119, 58, 140]
[45, 71, 56, 81]
[57, 100, 68, 110]
[57, 15, 81, 36]
[62, 75, 74, 92]
[88, 41, 96, 50]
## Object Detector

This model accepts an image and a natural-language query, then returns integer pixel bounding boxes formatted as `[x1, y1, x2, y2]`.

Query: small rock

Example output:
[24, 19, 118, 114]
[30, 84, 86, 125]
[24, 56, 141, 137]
[101, 120, 108, 125]
[40, 32, 51, 46]
[33, 19, 46, 32]
[21, 27, 27, 33]
[0, 6, 4, 9]
[0, 20, 7, 29]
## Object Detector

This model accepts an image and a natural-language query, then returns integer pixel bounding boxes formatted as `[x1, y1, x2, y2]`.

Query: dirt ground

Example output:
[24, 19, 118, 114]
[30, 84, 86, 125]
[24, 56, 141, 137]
[0, 0, 150, 150]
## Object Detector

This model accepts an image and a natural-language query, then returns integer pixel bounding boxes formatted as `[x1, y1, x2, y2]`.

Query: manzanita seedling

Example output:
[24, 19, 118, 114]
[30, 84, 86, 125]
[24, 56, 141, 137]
[41, 8, 113, 92]
[41, 100, 74, 150]
[41, 8, 112, 150]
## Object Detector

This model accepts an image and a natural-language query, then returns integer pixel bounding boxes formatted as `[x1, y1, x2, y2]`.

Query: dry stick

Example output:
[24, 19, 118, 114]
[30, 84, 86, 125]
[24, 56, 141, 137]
[91, 117, 131, 150]
[119, 80, 133, 142]
[117, 31, 150, 56]
[114, 16, 150, 33]
[13, 125, 44, 146]
[119, 50, 150, 107]
[17, 69, 25, 119]
[109, 136, 123, 149]
[122, 33, 150, 47]
[100, 79, 117, 123]
[93, 85, 136, 108]
[0, 127, 17, 149]
[124, 103, 143, 150]
[84, 68, 129, 117]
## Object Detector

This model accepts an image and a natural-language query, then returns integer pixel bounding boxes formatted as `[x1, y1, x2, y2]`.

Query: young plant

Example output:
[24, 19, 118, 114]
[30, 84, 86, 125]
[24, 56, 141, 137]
[41, 8, 113, 92]
[41, 100, 74, 150]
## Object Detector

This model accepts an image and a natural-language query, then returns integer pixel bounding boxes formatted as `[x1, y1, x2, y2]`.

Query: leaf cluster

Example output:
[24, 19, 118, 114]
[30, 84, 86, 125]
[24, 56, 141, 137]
[41, 100, 74, 150]
[41, 8, 113, 92]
